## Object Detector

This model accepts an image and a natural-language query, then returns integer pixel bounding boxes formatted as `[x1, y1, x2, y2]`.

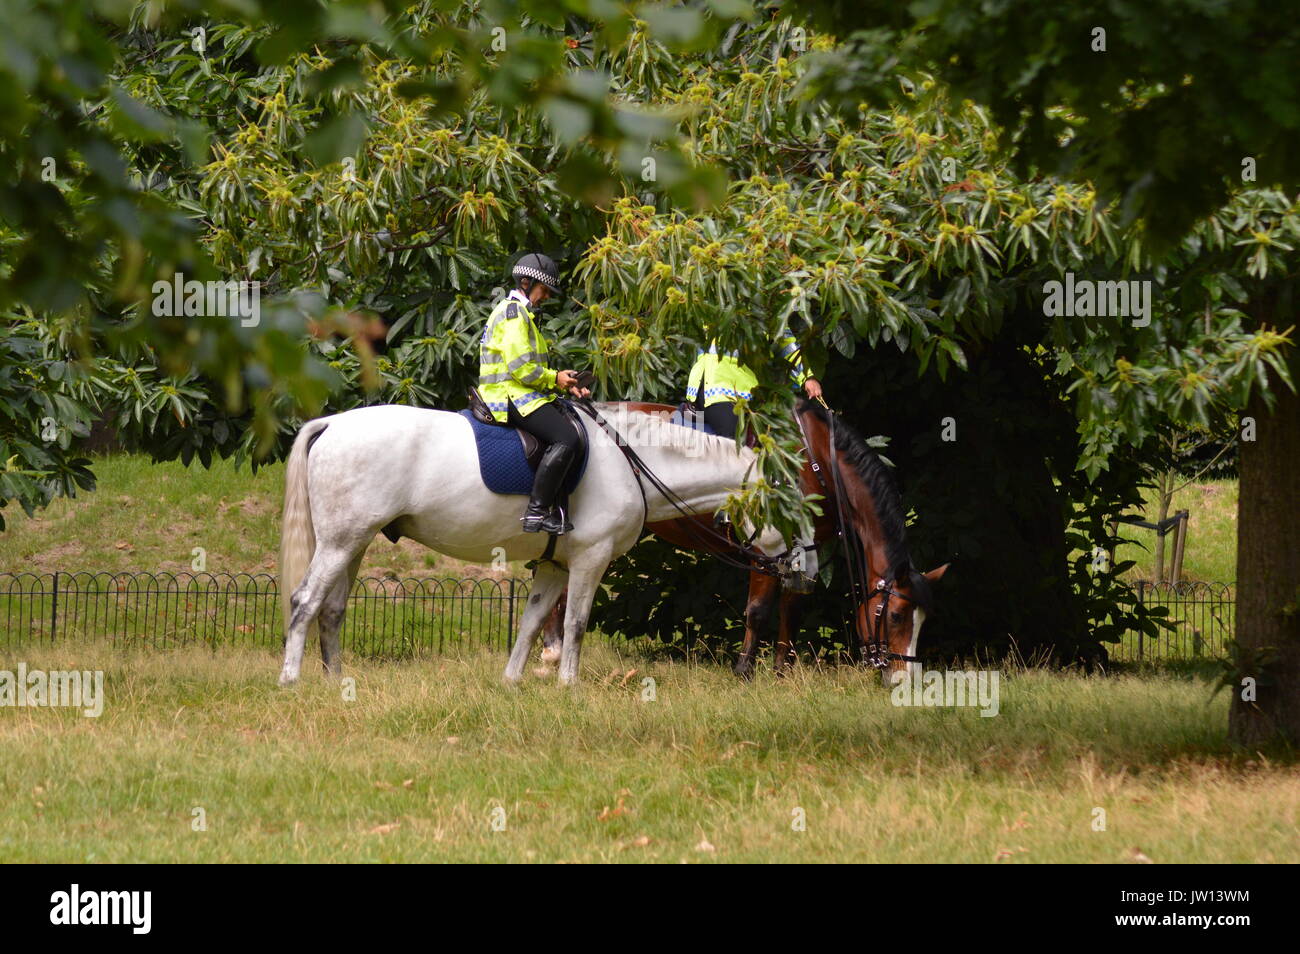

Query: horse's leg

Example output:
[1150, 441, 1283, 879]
[539, 589, 568, 669]
[503, 563, 568, 685]
[734, 572, 779, 680]
[280, 545, 356, 686]
[318, 552, 363, 677]
[557, 557, 609, 687]
[773, 586, 807, 675]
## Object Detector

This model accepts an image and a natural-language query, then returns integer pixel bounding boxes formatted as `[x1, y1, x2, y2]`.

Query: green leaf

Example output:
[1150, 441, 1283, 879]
[639, 3, 707, 47]
[304, 114, 369, 168]
[543, 96, 592, 146]
[110, 87, 170, 140]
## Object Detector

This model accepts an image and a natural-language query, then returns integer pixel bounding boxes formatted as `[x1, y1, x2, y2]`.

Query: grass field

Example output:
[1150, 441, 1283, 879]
[1, 644, 1295, 863]
[0, 453, 509, 579]
[1112, 479, 1239, 583]
[0, 453, 1240, 583]
[0, 456, 1283, 864]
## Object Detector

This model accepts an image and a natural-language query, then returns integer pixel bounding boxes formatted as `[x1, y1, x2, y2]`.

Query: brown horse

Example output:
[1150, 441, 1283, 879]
[538, 399, 948, 678]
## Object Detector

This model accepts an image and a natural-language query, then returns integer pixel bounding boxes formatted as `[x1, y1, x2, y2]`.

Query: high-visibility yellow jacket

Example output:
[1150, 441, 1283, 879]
[479, 291, 560, 421]
[686, 331, 810, 407]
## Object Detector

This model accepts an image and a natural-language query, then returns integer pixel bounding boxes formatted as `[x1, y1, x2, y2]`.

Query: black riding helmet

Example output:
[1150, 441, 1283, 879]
[512, 252, 561, 295]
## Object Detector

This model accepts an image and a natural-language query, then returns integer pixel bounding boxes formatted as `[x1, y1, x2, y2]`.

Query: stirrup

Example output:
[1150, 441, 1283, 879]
[540, 505, 573, 535]
[521, 503, 549, 533]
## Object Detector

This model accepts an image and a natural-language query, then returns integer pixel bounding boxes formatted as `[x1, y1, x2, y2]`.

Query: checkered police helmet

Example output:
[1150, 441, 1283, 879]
[512, 253, 561, 294]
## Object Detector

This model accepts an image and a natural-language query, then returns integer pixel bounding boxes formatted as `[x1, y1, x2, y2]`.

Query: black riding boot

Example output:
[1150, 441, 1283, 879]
[521, 443, 575, 534]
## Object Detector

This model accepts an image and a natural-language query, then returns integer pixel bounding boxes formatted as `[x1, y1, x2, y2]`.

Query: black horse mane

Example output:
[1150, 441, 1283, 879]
[798, 400, 933, 610]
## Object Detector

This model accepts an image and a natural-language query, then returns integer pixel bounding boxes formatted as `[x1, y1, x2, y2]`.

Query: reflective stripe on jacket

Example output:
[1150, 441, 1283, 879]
[685, 332, 810, 408]
[479, 292, 559, 421]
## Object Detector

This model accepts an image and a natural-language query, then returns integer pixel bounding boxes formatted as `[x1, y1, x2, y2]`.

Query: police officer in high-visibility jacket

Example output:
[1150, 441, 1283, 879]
[480, 253, 591, 534]
[686, 331, 823, 436]
[685, 328, 824, 590]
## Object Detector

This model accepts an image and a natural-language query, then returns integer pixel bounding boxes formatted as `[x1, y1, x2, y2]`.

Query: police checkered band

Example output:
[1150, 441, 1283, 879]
[512, 265, 559, 289]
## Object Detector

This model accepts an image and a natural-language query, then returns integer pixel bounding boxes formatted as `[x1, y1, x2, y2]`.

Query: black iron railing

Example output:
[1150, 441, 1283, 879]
[0, 571, 1236, 662]
[1111, 580, 1235, 661]
[0, 571, 528, 657]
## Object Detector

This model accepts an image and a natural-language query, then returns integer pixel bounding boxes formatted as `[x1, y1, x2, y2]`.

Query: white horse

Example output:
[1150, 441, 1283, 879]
[277, 403, 785, 686]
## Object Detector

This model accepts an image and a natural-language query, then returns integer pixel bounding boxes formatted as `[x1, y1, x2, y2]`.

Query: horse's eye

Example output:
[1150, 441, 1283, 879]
[890, 611, 905, 625]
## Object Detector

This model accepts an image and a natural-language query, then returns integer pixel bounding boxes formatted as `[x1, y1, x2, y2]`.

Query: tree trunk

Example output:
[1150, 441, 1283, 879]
[1153, 471, 1172, 582]
[1228, 295, 1300, 747]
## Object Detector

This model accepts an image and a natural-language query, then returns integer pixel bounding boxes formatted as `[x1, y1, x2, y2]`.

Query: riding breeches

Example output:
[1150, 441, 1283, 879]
[506, 399, 582, 452]
[702, 401, 739, 439]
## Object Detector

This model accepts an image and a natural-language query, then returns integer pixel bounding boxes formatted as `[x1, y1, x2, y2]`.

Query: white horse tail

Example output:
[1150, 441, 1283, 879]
[280, 419, 329, 634]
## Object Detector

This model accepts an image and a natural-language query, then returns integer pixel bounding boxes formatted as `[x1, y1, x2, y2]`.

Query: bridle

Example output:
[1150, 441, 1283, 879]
[861, 577, 923, 670]
[800, 403, 922, 670]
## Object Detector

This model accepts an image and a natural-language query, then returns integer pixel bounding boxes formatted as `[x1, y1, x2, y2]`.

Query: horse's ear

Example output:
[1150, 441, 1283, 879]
[923, 562, 951, 584]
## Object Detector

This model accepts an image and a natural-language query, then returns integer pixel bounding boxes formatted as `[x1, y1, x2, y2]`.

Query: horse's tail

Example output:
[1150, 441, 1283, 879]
[280, 419, 329, 635]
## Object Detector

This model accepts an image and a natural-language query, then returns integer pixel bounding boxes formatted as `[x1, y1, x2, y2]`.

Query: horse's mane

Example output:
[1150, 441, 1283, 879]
[798, 400, 932, 608]
[591, 401, 749, 461]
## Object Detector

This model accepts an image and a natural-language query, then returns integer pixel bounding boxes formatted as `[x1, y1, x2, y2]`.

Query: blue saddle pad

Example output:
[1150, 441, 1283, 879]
[668, 405, 718, 435]
[459, 407, 588, 496]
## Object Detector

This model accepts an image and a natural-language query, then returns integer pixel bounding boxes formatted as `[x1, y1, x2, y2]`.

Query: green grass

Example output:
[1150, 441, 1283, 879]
[1, 644, 1295, 863]
[0, 453, 523, 579]
[1114, 479, 1238, 583]
[0, 453, 285, 576]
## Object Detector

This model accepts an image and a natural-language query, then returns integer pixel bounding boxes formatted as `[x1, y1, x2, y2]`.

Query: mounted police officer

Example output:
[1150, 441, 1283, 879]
[479, 253, 590, 534]
[685, 330, 823, 437]
[685, 327, 824, 590]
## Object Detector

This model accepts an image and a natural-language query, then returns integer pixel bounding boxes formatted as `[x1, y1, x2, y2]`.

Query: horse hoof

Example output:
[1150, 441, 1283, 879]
[532, 664, 556, 678]
[278, 673, 299, 687]
[732, 662, 755, 681]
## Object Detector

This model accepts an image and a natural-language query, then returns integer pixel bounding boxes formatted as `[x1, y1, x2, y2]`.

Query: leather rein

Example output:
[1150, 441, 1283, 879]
[572, 398, 787, 578]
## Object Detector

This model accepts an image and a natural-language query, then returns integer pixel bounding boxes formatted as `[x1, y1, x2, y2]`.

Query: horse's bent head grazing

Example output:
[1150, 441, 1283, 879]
[795, 400, 951, 677]
[858, 561, 949, 676]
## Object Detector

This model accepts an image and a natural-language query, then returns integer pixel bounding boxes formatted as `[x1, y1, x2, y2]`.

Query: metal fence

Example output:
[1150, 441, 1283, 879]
[1111, 580, 1235, 661]
[0, 571, 1235, 663]
[0, 571, 529, 657]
